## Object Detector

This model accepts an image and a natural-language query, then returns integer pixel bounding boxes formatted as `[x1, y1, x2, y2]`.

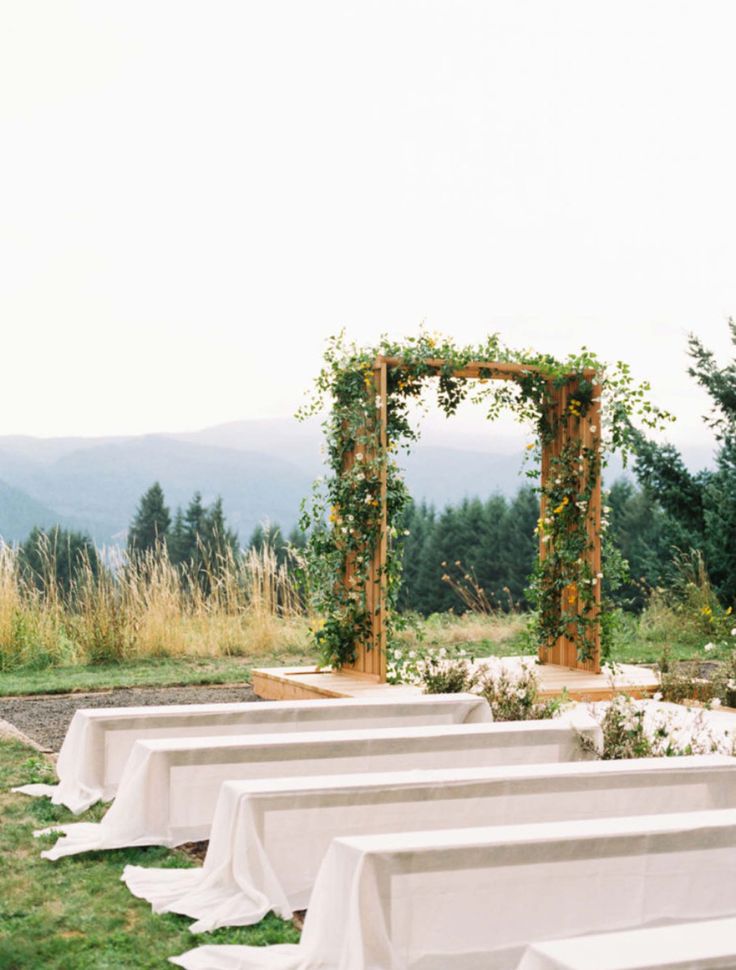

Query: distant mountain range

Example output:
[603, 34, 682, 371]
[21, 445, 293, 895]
[0, 419, 716, 546]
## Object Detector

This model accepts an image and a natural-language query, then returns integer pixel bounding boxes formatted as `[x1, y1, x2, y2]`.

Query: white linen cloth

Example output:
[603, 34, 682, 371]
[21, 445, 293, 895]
[124, 755, 736, 932]
[517, 917, 736, 970]
[38, 713, 600, 860]
[170, 809, 736, 970]
[13, 694, 490, 813]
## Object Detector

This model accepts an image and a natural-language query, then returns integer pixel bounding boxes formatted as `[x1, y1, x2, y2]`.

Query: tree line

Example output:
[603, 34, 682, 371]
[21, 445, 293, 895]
[15, 322, 736, 616]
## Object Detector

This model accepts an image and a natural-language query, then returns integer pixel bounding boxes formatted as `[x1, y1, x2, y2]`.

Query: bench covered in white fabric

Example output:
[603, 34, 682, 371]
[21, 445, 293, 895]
[517, 916, 736, 970]
[38, 714, 600, 859]
[14, 694, 490, 813]
[124, 754, 736, 932]
[170, 809, 736, 970]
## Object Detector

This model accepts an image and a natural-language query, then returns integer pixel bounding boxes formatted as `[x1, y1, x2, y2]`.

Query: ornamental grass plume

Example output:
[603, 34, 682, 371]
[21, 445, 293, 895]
[0, 540, 308, 670]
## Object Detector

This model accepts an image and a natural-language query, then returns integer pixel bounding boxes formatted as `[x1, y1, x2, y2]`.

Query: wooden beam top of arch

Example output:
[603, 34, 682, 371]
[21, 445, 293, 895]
[376, 356, 597, 382]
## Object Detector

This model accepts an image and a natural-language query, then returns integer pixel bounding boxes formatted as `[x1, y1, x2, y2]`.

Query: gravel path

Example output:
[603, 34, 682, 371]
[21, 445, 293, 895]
[0, 684, 260, 752]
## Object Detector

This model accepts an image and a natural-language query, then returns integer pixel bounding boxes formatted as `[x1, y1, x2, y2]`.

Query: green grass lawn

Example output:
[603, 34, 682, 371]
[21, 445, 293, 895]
[0, 656, 258, 697]
[0, 609, 723, 699]
[0, 738, 299, 970]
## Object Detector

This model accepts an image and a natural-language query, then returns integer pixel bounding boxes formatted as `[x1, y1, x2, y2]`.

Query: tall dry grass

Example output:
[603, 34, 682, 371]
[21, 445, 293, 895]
[0, 541, 310, 671]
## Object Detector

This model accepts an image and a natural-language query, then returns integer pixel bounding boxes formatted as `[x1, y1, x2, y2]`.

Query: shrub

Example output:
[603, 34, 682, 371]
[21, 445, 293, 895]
[584, 694, 736, 759]
[476, 657, 562, 721]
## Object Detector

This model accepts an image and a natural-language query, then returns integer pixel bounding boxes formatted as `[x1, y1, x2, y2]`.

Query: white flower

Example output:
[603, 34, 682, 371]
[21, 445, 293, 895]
[704, 643, 716, 653]
[375, 397, 382, 409]
[596, 572, 603, 579]
[408, 650, 416, 659]
[589, 425, 597, 433]
[355, 453, 364, 461]
[731, 628, 736, 637]
[712, 698, 722, 708]
[652, 692, 662, 702]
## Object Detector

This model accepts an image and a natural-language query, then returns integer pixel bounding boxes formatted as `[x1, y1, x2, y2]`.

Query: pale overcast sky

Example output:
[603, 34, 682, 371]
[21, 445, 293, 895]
[1, 0, 735, 448]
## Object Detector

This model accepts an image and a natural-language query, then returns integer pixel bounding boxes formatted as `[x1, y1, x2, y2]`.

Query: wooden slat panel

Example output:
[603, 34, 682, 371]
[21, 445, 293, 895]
[377, 360, 388, 681]
[538, 376, 601, 673]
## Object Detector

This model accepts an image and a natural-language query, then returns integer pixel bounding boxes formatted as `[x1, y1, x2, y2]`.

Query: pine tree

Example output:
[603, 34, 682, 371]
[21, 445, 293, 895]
[20, 525, 100, 597]
[183, 492, 206, 564]
[202, 497, 238, 568]
[631, 320, 736, 605]
[498, 488, 538, 607]
[127, 483, 171, 557]
[168, 508, 188, 566]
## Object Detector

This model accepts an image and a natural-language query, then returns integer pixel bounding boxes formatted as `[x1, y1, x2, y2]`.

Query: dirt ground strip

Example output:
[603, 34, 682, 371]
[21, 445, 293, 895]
[0, 683, 260, 752]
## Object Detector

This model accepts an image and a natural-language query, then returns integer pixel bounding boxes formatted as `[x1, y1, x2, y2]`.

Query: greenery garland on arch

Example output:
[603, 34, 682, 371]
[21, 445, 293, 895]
[298, 331, 673, 670]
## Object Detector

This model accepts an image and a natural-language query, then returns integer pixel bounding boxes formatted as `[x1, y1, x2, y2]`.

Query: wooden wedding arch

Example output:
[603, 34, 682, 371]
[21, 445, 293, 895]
[343, 355, 602, 681]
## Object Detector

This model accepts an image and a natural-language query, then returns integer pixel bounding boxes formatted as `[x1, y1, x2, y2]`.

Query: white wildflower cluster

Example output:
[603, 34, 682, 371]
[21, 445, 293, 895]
[386, 644, 460, 686]
[589, 695, 736, 759]
[476, 657, 569, 722]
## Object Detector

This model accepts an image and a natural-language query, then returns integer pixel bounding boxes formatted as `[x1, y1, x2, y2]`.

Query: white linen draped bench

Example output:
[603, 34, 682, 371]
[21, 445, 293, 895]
[123, 754, 736, 932]
[170, 808, 736, 970]
[517, 916, 736, 970]
[38, 714, 601, 860]
[14, 694, 490, 813]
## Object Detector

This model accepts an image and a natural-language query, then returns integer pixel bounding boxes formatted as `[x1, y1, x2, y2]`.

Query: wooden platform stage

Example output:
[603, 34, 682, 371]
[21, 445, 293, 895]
[251, 656, 660, 703]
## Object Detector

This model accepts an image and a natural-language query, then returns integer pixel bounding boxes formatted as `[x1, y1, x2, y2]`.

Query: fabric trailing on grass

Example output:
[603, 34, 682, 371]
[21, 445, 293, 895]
[36, 714, 602, 859]
[124, 755, 736, 933]
[13, 693, 491, 813]
[170, 810, 736, 970]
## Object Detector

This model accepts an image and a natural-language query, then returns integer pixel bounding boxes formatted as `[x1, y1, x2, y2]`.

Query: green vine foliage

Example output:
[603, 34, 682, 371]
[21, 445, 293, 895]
[298, 332, 673, 669]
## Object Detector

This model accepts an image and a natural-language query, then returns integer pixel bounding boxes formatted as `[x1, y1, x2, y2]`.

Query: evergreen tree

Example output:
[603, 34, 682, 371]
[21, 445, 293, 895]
[631, 320, 736, 604]
[127, 482, 171, 557]
[20, 525, 100, 597]
[474, 495, 508, 606]
[397, 501, 434, 612]
[168, 508, 188, 566]
[202, 497, 238, 568]
[498, 487, 539, 606]
[171, 492, 240, 593]
[183, 491, 207, 571]
[606, 478, 690, 608]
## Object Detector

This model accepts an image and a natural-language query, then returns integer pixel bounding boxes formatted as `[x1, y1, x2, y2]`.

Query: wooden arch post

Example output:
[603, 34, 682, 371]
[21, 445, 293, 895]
[341, 357, 602, 681]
